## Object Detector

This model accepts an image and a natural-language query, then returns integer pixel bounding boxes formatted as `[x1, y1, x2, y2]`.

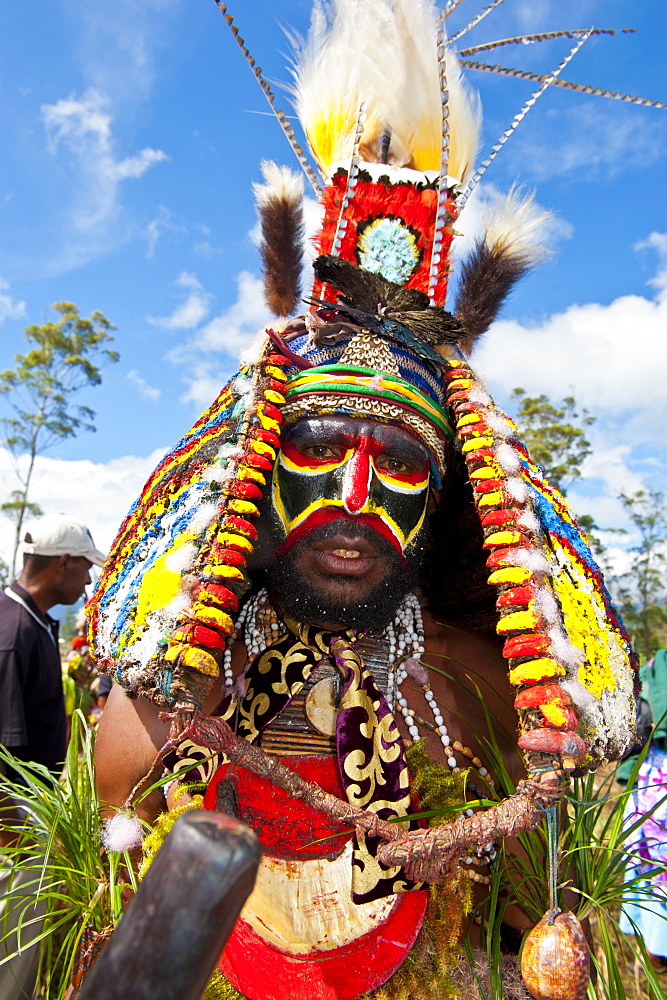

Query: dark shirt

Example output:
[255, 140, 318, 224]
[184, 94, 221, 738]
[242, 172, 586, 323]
[0, 582, 67, 780]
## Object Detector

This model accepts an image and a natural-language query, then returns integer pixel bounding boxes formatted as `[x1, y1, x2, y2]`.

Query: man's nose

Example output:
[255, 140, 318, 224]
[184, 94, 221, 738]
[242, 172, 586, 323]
[341, 446, 372, 513]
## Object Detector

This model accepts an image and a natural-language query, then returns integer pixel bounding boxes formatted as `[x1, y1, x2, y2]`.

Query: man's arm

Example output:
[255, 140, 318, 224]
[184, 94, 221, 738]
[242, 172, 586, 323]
[0, 641, 31, 849]
[95, 683, 171, 824]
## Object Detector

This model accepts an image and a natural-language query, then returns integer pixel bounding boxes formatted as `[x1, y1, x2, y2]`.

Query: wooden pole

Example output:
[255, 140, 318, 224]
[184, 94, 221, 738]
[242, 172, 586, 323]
[77, 811, 260, 1000]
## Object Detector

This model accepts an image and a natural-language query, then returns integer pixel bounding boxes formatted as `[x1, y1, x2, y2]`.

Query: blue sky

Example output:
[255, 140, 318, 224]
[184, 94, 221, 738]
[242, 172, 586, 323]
[0, 0, 666, 569]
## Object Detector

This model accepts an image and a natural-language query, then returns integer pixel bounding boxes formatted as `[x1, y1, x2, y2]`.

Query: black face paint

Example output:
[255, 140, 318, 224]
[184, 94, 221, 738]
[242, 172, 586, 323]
[266, 519, 429, 632]
[272, 415, 432, 559]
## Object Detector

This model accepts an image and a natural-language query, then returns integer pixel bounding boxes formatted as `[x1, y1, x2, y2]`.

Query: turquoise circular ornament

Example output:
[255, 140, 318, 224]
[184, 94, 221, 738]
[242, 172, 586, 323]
[356, 217, 421, 283]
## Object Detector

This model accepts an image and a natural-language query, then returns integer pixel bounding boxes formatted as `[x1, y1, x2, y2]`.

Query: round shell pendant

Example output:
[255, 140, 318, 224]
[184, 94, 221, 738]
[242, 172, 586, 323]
[305, 676, 338, 736]
[521, 909, 590, 1000]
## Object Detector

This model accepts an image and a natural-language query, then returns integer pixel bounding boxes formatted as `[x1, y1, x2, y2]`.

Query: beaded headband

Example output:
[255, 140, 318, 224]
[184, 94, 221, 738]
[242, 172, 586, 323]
[282, 363, 452, 479]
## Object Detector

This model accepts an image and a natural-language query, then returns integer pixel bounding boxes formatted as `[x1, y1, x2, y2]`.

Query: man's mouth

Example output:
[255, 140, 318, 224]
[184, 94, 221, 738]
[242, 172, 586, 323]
[308, 532, 380, 576]
[275, 508, 405, 563]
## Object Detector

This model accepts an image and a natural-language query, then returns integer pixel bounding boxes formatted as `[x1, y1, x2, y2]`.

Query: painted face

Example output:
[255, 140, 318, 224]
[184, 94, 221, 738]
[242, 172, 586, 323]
[272, 415, 432, 559]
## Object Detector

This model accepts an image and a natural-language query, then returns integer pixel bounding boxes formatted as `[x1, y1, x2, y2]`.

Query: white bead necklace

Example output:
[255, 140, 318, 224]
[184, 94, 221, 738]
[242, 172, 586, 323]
[220, 588, 492, 786]
[220, 588, 496, 874]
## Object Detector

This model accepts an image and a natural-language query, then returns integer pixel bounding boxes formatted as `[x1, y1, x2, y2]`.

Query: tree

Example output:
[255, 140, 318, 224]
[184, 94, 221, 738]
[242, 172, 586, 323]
[0, 303, 118, 576]
[614, 489, 667, 664]
[510, 388, 595, 495]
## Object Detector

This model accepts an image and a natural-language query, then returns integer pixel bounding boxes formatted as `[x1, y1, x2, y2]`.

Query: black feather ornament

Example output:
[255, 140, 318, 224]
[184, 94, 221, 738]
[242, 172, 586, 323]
[313, 255, 468, 351]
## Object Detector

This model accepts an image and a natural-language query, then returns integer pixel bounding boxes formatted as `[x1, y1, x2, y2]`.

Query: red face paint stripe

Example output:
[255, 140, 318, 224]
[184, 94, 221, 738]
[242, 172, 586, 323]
[342, 440, 372, 513]
[274, 509, 407, 564]
[281, 435, 429, 486]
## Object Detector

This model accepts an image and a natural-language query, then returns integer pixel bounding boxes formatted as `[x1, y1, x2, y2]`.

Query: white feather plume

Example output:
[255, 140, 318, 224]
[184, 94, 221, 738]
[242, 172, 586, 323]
[291, 0, 480, 184]
[482, 185, 551, 266]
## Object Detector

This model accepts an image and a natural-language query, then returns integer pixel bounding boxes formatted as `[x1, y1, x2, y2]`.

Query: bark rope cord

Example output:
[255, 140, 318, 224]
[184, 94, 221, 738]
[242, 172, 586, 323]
[187, 715, 563, 882]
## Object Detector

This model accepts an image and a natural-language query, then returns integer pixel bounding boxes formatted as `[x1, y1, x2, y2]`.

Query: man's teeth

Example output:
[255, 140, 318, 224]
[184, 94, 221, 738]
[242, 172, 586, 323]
[331, 548, 361, 558]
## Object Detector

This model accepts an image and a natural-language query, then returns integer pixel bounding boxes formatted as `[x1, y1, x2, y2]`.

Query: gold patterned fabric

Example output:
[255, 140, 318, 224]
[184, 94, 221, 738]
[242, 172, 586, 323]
[233, 618, 423, 902]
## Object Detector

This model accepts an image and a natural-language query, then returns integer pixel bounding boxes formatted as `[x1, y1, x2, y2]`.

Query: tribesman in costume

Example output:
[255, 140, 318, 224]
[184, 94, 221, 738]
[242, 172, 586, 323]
[92, 2, 646, 997]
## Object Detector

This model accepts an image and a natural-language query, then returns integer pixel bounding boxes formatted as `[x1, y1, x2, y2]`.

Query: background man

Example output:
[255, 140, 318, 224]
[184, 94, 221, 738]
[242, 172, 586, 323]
[0, 513, 105, 1000]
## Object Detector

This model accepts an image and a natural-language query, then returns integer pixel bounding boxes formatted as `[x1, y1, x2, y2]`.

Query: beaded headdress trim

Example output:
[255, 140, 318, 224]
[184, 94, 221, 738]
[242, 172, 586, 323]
[284, 365, 452, 439]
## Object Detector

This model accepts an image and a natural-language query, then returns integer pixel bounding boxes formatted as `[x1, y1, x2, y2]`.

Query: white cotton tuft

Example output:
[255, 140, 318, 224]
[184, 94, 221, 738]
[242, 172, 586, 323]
[217, 443, 241, 460]
[206, 466, 232, 485]
[534, 587, 559, 625]
[164, 543, 198, 574]
[101, 812, 144, 853]
[484, 410, 514, 439]
[549, 628, 586, 668]
[165, 592, 192, 617]
[233, 376, 253, 396]
[512, 549, 550, 573]
[561, 678, 597, 709]
[517, 510, 540, 533]
[506, 477, 528, 502]
[468, 386, 491, 406]
[188, 504, 218, 534]
[493, 443, 521, 473]
[239, 331, 269, 367]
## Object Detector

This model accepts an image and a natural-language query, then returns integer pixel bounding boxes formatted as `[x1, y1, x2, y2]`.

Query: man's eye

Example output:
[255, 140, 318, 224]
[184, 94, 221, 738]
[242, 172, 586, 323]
[376, 456, 413, 475]
[301, 444, 340, 460]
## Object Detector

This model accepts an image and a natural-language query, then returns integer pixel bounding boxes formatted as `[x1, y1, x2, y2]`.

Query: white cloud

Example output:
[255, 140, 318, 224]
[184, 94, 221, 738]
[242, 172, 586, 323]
[193, 241, 222, 259]
[505, 103, 667, 182]
[168, 271, 273, 406]
[162, 198, 322, 407]
[125, 369, 161, 401]
[469, 233, 667, 533]
[191, 272, 272, 354]
[472, 233, 667, 433]
[147, 272, 212, 330]
[0, 279, 26, 324]
[636, 231, 667, 295]
[142, 208, 187, 259]
[41, 89, 167, 232]
[76, 0, 178, 108]
[0, 446, 166, 570]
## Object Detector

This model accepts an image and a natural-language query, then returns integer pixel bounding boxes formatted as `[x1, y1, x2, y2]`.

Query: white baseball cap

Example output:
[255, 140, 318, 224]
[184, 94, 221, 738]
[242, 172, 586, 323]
[22, 514, 106, 567]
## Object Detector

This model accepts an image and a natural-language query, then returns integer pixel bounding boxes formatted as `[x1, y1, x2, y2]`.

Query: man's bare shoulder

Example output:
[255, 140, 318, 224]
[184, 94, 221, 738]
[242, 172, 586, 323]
[95, 683, 171, 820]
[422, 608, 506, 681]
[419, 608, 522, 781]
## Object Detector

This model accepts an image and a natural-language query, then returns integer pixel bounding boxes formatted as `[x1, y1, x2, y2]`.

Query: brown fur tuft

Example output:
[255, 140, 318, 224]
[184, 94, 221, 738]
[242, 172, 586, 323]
[453, 239, 535, 354]
[254, 162, 305, 318]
